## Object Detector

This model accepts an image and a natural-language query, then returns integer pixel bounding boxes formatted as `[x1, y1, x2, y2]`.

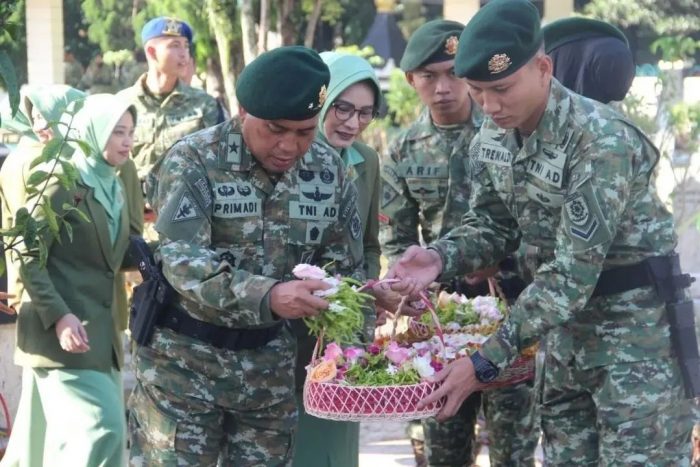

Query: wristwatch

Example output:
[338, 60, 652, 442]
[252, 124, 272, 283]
[470, 351, 499, 383]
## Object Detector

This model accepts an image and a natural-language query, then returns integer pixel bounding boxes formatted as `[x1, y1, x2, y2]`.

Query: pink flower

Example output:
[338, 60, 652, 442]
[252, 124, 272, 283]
[323, 342, 344, 363]
[368, 343, 381, 355]
[430, 360, 444, 373]
[293, 263, 327, 280]
[336, 366, 348, 380]
[385, 341, 411, 365]
[343, 346, 364, 364]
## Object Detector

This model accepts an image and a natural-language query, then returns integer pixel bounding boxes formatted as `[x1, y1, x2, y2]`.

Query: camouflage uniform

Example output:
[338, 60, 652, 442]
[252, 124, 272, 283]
[380, 105, 481, 466]
[431, 79, 695, 465]
[129, 119, 366, 466]
[63, 60, 83, 88]
[380, 106, 482, 259]
[118, 74, 222, 183]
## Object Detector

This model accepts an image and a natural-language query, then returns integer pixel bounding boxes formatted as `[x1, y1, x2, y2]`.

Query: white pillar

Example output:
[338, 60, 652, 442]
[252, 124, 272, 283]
[26, 0, 64, 84]
[543, 0, 574, 24]
[444, 0, 480, 23]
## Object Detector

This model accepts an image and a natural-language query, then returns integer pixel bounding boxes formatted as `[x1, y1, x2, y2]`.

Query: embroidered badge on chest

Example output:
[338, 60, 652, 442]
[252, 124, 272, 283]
[320, 168, 335, 184]
[172, 193, 200, 222]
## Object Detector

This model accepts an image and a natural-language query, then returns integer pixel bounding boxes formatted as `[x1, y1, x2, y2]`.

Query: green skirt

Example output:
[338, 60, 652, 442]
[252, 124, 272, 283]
[293, 391, 359, 467]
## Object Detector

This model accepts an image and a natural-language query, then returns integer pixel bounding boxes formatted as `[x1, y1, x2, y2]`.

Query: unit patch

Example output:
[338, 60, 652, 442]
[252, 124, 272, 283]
[306, 222, 328, 244]
[172, 193, 200, 222]
[565, 192, 599, 241]
[350, 211, 362, 239]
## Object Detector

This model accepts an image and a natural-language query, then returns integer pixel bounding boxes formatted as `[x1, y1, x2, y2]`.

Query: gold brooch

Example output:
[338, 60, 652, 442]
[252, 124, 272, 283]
[488, 53, 511, 74]
[162, 18, 182, 36]
[318, 84, 328, 107]
[445, 36, 459, 56]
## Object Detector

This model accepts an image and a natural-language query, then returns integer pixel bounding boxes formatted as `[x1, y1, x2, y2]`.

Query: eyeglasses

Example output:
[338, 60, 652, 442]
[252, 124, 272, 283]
[332, 101, 377, 124]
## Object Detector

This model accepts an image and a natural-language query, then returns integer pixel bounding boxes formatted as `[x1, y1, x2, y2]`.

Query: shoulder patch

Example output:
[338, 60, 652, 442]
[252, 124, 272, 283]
[172, 193, 201, 222]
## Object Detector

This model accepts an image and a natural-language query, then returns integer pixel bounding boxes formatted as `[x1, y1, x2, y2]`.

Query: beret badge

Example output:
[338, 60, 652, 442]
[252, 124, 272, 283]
[310, 84, 327, 109]
[163, 18, 183, 36]
[445, 36, 459, 56]
[488, 53, 512, 74]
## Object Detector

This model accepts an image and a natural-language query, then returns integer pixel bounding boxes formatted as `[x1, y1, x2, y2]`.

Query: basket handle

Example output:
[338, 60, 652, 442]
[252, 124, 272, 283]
[418, 291, 446, 356]
[311, 329, 325, 364]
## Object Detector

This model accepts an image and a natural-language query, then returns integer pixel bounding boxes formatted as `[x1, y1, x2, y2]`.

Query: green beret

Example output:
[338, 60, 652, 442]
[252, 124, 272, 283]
[455, 0, 542, 81]
[543, 17, 628, 54]
[236, 46, 330, 121]
[400, 20, 464, 71]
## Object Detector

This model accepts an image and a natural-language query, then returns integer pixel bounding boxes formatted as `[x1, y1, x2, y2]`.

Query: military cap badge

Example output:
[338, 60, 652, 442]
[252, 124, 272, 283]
[445, 36, 459, 56]
[163, 18, 182, 36]
[488, 53, 512, 74]
[318, 85, 328, 107]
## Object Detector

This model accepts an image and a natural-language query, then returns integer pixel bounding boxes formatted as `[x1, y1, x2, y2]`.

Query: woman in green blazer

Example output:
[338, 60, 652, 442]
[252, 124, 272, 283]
[2, 93, 136, 467]
[293, 52, 396, 467]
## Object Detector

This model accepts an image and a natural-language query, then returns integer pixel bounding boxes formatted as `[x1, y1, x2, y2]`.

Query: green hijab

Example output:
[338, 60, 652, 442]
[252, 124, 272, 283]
[71, 94, 136, 244]
[1, 85, 86, 141]
[318, 52, 382, 169]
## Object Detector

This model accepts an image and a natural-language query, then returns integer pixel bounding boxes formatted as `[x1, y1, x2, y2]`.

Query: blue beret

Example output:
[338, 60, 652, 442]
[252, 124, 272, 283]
[141, 17, 193, 45]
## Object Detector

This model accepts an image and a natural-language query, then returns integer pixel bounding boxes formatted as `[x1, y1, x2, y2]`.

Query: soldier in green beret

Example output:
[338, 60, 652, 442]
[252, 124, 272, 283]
[389, 0, 697, 465]
[128, 46, 370, 466]
[380, 18, 537, 466]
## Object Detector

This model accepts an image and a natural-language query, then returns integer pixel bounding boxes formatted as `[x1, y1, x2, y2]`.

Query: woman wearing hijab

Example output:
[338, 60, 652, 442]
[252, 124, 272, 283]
[1, 85, 86, 317]
[292, 52, 387, 467]
[1, 93, 136, 467]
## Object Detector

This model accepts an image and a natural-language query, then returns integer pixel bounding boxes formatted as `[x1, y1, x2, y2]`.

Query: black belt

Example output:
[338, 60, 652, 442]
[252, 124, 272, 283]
[158, 306, 283, 351]
[592, 254, 694, 299]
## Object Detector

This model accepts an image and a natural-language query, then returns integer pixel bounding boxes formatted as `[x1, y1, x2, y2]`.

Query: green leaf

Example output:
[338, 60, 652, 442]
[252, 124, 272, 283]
[63, 221, 74, 242]
[61, 204, 91, 224]
[0, 50, 19, 122]
[41, 196, 59, 236]
[29, 138, 63, 170]
[23, 216, 37, 250]
[25, 170, 50, 188]
[38, 240, 48, 268]
[0, 256, 5, 277]
[55, 173, 74, 190]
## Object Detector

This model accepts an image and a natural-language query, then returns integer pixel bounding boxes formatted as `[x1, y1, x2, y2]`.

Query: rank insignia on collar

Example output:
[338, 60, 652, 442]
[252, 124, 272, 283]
[318, 85, 328, 107]
[488, 53, 511, 74]
[163, 18, 182, 36]
[445, 36, 459, 55]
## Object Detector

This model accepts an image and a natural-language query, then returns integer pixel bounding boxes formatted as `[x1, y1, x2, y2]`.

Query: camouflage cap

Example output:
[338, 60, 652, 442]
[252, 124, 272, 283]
[236, 46, 331, 121]
[543, 17, 628, 53]
[141, 16, 193, 45]
[399, 19, 464, 71]
[455, 0, 542, 81]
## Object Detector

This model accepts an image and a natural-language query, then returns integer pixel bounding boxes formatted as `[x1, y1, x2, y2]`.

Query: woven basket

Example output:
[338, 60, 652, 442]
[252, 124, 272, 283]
[486, 354, 535, 389]
[303, 378, 444, 421]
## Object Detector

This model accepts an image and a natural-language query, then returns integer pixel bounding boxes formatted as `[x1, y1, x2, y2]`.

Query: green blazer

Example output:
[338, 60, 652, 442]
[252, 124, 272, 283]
[14, 178, 130, 371]
[350, 141, 381, 280]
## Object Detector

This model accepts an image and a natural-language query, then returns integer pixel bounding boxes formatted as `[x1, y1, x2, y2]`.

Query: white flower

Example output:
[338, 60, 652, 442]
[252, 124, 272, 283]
[328, 302, 346, 313]
[472, 296, 502, 322]
[293, 263, 327, 280]
[412, 355, 435, 378]
[313, 276, 341, 297]
[386, 364, 398, 375]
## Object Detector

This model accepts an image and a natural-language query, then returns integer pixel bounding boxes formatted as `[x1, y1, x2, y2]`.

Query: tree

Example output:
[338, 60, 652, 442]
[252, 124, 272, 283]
[582, 0, 700, 35]
[81, 0, 136, 52]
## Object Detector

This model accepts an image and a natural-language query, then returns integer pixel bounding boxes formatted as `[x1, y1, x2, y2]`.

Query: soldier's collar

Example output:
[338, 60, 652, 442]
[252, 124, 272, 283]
[519, 79, 572, 157]
[217, 120, 252, 171]
[406, 107, 434, 141]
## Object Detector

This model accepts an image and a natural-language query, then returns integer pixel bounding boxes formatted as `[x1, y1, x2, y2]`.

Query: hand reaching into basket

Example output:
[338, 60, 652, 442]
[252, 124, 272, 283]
[385, 246, 443, 298]
[417, 354, 484, 421]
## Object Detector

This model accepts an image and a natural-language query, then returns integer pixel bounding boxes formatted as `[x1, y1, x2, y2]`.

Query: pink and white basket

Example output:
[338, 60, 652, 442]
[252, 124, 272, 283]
[303, 379, 444, 421]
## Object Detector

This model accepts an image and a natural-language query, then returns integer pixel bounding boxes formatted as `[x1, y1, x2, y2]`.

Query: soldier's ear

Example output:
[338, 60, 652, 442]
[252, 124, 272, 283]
[405, 71, 416, 88]
[144, 44, 157, 62]
[238, 106, 248, 121]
